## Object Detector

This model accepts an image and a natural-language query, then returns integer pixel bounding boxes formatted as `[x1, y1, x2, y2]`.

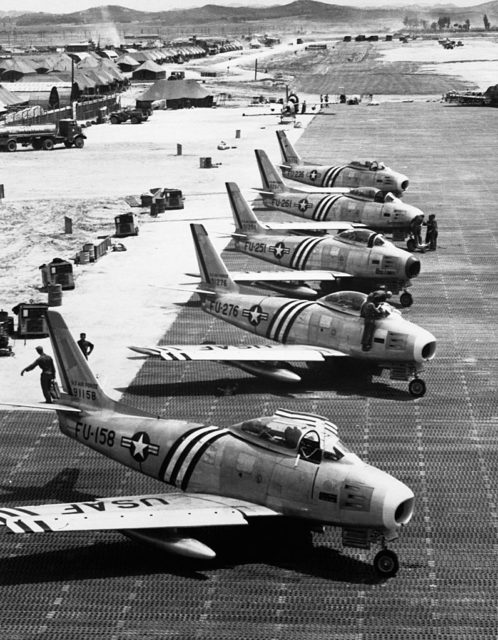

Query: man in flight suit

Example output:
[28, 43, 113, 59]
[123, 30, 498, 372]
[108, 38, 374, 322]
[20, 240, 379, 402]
[21, 346, 56, 403]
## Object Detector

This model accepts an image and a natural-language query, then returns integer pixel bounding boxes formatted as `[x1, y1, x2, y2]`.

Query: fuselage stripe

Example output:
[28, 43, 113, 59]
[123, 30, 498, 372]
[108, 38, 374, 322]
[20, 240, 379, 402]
[267, 300, 308, 341]
[180, 431, 230, 491]
[158, 426, 212, 481]
[281, 302, 314, 343]
[266, 300, 300, 338]
[315, 194, 342, 221]
[321, 166, 339, 186]
[292, 237, 324, 270]
[324, 166, 345, 187]
[167, 427, 221, 485]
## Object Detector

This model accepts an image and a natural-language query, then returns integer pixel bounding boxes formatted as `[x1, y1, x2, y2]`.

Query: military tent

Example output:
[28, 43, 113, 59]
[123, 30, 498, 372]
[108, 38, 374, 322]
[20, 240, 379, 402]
[132, 60, 166, 81]
[136, 79, 213, 110]
[0, 84, 28, 112]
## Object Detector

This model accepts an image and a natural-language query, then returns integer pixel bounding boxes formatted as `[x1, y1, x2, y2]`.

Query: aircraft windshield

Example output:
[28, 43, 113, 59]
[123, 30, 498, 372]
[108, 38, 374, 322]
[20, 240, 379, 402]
[319, 291, 367, 315]
[337, 229, 387, 247]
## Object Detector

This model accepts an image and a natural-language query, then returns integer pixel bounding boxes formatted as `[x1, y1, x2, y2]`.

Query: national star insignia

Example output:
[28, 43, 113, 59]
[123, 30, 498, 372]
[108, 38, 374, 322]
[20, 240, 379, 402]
[270, 242, 290, 259]
[121, 432, 160, 462]
[242, 305, 270, 326]
[298, 198, 310, 212]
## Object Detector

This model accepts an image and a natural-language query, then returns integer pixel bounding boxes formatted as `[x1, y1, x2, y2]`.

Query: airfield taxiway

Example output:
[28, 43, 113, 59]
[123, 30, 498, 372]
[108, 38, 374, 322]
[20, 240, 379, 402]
[0, 102, 497, 639]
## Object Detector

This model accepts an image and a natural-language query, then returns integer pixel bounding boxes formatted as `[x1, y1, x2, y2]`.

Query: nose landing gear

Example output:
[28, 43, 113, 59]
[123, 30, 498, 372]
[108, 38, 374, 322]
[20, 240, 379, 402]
[399, 291, 413, 307]
[373, 548, 399, 577]
[409, 377, 426, 397]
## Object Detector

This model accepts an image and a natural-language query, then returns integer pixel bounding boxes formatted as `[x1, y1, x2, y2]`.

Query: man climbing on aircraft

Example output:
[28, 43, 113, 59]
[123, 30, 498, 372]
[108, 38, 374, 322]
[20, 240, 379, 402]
[361, 288, 392, 351]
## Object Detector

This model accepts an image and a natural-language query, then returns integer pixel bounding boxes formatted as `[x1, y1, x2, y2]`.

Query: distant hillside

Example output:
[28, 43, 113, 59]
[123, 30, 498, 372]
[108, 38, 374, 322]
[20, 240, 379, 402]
[13, 0, 498, 27]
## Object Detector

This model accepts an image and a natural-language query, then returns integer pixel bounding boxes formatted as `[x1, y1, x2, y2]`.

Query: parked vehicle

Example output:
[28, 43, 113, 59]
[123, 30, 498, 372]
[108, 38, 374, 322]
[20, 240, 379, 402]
[0, 119, 86, 152]
[109, 109, 149, 125]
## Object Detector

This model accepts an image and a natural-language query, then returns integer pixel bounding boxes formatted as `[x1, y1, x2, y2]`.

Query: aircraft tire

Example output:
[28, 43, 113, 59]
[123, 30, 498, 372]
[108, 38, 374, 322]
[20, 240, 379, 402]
[409, 378, 426, 397]
[400, 292, 413, 307]
[373, 549, 399, 578]
[406, 238, 416, 252]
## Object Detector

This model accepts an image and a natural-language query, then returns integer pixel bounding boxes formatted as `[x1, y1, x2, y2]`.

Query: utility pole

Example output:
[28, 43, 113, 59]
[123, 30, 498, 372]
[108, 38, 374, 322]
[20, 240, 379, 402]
[254, 58, 257, 81]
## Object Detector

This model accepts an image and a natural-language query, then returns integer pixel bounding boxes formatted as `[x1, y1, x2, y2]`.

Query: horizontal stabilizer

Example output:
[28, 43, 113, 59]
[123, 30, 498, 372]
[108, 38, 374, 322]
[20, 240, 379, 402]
[0, 401, 81, 414]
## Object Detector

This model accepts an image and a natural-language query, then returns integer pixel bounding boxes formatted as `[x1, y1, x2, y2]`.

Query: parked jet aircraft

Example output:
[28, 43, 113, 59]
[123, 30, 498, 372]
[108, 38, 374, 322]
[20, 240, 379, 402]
[277, 129, 409, 195]
[0, 310, 415, 577]
[227, 182, 420, 306]
[132, 224, 436, 396]
[255, 148, 424, 248]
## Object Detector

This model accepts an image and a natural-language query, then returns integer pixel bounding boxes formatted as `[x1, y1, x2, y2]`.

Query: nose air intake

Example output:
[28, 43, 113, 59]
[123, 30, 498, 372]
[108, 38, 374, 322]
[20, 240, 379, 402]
[400, 179, 409, 192]
[421, 341, 437, 360]
[405, 256, 421, 279]
[395, 497, 414, 525]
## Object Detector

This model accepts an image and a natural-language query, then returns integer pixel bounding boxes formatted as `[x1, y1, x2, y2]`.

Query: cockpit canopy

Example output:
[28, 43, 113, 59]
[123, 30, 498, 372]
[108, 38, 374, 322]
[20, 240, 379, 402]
[318, 290, 367, 315]
[233, 409, 349, 464]
[337, 229, 389, 248]
[349, 187, 385, 202]
[349, 160, 386, 172]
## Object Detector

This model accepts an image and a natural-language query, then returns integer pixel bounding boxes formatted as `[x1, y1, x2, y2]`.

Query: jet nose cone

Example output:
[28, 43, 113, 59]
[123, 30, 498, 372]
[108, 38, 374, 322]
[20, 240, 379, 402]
[405, 255, 421, 279]
[414, 329, 437, 362]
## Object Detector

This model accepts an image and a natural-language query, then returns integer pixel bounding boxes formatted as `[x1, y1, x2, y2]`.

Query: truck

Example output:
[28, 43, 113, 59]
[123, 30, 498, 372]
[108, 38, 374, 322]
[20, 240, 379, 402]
[109, 108, 149, 125]
[0, 119, 86, 152]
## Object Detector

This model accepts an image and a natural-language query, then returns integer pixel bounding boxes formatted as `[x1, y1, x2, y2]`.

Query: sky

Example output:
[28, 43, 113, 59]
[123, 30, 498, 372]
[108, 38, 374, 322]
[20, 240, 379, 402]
[0, 0, 490, 14]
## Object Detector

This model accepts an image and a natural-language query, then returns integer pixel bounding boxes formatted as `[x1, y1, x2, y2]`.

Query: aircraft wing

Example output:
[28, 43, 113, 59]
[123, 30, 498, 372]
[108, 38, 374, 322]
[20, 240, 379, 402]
[230, 269, 351, 282]
[128, 344, 344, 361]
[0, 493, 280, 534]
[265, 221, 365, 231]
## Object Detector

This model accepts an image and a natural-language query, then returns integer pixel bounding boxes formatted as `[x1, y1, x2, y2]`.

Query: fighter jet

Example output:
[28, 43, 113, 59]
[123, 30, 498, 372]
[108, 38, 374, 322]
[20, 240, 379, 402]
[132, 224, 436, 396]
[0, 310, 414, 577]
[227, 181, 420, 307]
[255, 148, 424, 248]
[277, 129, 409, 196]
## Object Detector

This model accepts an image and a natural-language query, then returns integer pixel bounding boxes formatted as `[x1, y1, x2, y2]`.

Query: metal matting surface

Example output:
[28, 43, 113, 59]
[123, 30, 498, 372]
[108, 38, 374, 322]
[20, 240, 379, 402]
[0, 103, 497, 639]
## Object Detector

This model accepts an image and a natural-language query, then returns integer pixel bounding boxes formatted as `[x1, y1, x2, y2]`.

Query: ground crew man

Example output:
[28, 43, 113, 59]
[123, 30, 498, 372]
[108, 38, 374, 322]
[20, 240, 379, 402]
[425, 214, 438, 250]
[77, 332, 94, 359]
[410, 214, 425, 249]
[21, 346, 56, 403]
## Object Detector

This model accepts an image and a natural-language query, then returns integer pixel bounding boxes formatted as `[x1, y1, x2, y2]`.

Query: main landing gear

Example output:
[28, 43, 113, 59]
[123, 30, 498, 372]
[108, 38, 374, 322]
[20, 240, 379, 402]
[409, 377, 426, 397]
[373, 548, 399, 578]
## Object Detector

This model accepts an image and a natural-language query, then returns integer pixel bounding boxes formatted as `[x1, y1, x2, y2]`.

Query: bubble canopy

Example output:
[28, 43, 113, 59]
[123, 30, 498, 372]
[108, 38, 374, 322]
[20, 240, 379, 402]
[336, 229, 390, 247]
[232, 409, 353, 464]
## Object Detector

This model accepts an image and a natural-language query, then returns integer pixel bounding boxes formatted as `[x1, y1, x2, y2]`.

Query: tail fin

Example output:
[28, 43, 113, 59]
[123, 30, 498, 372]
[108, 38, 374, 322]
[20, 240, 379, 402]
[190, 223, 238, 293]
[276, 129, 302, 165]
[46, 310, 118, 411]
[226, 182, 266, 235]
[254, 149, 286, 193]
